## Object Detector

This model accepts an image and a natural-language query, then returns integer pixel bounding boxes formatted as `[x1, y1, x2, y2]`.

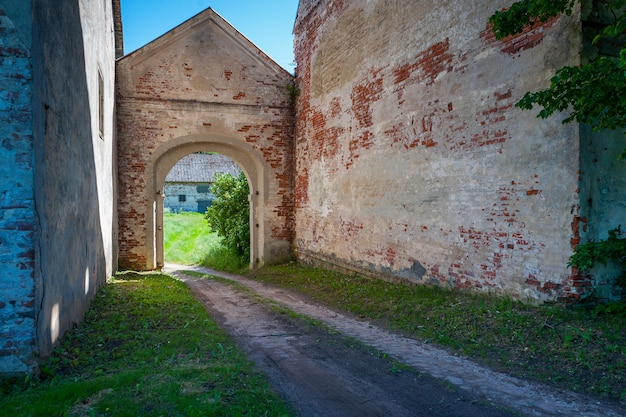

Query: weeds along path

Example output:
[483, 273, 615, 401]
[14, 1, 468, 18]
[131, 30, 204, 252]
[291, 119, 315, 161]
[164, 264, 625, 417]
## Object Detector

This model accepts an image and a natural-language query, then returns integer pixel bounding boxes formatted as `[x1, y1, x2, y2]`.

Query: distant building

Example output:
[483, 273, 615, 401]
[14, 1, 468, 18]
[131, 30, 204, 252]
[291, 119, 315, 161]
[164, 153, 241, 213]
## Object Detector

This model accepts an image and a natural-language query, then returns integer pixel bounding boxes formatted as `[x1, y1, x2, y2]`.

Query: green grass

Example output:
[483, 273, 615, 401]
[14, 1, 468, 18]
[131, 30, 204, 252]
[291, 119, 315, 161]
[246, 263, 626, 403]
[0, 272, 292, 417]
[164, 211, 246, 272]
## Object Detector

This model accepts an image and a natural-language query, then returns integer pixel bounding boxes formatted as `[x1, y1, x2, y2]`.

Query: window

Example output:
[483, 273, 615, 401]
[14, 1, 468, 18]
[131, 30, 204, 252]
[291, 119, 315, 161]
[98, 68, 104, 139]
[178, 195, 186, 202]
[196, 184, 210, 193]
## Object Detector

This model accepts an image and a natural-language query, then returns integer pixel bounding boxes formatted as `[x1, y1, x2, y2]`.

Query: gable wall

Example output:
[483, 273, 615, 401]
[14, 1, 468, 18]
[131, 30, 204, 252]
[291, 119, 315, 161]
[294, 0, 585, 301]
[116, 11, 295, 269]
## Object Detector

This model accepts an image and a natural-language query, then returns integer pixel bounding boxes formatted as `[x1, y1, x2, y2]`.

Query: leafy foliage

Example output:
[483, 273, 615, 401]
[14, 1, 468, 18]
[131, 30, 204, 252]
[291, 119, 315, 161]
[490, 0, 626, 158]
[490, 0, 579, 39]
[517, 57, 626, 133]
[568, 226, 626, 289]
[205, 172, 250, 262]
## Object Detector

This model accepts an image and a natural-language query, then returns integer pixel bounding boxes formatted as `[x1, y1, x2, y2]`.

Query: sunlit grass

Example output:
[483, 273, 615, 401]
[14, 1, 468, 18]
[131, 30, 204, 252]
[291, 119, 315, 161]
[164, 211, 247, 272]
[163, 211, 218, 264]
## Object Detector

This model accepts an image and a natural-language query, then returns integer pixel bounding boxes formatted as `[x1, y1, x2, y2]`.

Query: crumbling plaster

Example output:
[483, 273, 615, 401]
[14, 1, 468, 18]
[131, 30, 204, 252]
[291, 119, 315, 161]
[293, 0, 594, 301]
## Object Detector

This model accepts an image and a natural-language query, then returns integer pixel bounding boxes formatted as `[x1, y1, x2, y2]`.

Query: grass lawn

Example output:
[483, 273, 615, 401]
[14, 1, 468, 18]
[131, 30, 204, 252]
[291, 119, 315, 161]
[164, 211, 246, 272]
[0, 272, 292, 417]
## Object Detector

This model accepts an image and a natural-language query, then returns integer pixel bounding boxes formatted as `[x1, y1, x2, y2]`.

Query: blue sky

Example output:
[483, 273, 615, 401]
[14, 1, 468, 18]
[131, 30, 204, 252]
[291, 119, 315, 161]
[120, 0, 300, 71]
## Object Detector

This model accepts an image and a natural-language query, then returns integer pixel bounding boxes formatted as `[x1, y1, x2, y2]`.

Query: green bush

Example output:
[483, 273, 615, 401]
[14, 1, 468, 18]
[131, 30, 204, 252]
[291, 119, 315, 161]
[569, 226, 626, 307]
[205, 172, 250, 262]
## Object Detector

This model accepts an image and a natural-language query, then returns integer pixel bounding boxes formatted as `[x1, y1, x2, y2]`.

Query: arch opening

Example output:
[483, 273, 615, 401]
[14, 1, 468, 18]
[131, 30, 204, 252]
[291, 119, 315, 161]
[162, 151, 248, 268]
[149, 134, 268, 270]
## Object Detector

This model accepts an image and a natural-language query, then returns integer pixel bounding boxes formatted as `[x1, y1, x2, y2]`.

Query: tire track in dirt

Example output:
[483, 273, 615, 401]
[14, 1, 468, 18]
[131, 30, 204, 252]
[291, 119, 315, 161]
[165, 264, 625, 417]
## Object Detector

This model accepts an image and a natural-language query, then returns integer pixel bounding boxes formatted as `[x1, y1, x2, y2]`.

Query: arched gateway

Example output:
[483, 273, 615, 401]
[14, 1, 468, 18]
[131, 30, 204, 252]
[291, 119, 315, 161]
[116, 8, 295, 270]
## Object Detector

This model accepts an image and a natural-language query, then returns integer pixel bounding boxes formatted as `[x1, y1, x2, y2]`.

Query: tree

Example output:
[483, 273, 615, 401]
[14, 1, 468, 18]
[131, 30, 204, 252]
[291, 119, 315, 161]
[490, 0, 626, 158]
[205, 171, 250, 261]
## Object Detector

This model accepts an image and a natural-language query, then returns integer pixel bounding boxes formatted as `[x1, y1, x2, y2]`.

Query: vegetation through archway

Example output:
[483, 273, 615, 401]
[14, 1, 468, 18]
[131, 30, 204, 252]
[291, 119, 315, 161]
[162, 153, 250, 272]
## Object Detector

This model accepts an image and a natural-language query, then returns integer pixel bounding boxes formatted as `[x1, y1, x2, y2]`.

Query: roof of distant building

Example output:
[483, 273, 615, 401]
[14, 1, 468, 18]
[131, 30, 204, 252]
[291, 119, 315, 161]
[166, 153, 241, 183]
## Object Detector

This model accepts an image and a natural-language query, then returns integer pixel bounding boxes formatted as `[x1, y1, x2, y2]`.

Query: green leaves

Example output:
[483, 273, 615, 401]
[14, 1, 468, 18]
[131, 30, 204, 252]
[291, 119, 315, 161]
[568, 226, 626, 290]
[205, 172, 250, 262]
[517, 57, 626, 131]
[489, 0, 577, 39]
[569, 226, 626, 270]
[490, 0, 626, 157]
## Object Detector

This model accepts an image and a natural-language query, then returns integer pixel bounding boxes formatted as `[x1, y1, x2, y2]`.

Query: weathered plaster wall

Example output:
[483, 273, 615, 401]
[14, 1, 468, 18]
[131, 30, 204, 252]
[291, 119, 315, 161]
[31, 0, 117, 358]
[117, 9, 294, 270]
[0, 2, 36, 374]
[294, 0, 585, 301]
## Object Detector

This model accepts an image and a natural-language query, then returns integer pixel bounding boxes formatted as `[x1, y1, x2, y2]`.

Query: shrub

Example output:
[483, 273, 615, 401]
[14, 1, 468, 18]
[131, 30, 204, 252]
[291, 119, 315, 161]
[204, 172, 250, 262]
[569, 226, 626, 307]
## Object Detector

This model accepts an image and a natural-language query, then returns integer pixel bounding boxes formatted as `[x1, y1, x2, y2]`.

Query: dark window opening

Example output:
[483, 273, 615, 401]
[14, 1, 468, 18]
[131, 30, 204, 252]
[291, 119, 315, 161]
[197, 200, 211, 213]
[98, 68, 104, 139]
[196, 184, 210, 193]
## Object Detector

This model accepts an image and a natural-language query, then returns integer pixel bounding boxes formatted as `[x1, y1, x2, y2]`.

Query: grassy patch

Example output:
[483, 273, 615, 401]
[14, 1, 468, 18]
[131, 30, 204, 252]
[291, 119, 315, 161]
[163, 211, 217, 264]
[164, 212, 246, 272]
[0, 272, 292, 417]
[246, 263, 626, 403]
[197, 245, 247, 273]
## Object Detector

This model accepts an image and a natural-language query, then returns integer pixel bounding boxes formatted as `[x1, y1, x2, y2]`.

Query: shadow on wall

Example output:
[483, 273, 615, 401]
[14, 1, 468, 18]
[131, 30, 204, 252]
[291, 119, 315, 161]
[32, 0, 109, 359]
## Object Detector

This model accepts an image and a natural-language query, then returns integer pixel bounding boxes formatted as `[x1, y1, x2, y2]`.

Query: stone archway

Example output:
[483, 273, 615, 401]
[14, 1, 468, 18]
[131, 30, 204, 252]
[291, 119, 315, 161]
[115, 8, 295, 271]
[151, 135, 268, 269]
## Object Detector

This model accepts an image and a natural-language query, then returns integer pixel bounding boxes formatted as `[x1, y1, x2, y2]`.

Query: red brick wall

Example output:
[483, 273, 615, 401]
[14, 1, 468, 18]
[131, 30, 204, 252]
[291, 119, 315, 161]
[294, 0, 585, 301]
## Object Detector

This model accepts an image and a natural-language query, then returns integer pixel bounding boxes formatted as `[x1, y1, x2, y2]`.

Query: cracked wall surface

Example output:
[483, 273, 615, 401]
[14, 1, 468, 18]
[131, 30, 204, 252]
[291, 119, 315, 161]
[293, 0, 593, 302]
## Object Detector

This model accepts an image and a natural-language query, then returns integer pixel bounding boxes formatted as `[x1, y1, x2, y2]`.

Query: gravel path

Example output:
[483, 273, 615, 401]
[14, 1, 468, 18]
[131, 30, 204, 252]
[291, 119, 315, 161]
[164, 263, 625, 417]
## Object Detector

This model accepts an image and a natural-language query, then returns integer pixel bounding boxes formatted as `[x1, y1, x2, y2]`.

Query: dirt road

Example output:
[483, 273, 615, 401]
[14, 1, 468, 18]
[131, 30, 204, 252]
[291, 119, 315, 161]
[165, 264, 625, 417]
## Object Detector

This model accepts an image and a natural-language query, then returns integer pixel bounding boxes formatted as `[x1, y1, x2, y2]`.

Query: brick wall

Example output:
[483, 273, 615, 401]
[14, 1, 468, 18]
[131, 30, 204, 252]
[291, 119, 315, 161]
[0, 5, 36, 374]
[117, 9, 294, 269]
[294, 0, 585, 302]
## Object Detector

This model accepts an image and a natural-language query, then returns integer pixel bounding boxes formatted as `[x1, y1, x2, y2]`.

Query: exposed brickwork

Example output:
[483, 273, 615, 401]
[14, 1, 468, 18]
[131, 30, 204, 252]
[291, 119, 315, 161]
[294, 167, 309, 208]
[561, 214, 593, 300]
[294, 0, 585, 302]
[0, 6, 36, 373]
[392, 38, 453, 87]
[481, 16, 559, 55]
